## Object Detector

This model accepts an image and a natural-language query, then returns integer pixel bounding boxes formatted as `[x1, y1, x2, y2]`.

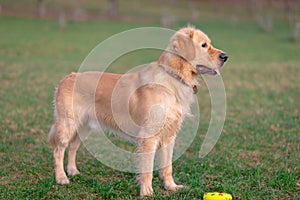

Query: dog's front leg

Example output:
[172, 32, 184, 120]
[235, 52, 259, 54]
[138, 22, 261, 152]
[158, 136, 184, 191]
[136, 137, 158, 197]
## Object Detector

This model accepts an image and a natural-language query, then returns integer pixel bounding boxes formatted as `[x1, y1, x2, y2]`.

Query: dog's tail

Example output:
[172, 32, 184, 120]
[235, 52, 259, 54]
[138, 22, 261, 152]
[48, 124, 57, 147]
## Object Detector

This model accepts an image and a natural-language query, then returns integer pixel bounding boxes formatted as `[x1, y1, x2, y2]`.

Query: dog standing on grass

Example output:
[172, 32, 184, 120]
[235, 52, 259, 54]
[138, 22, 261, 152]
[48, 26, 228, 197]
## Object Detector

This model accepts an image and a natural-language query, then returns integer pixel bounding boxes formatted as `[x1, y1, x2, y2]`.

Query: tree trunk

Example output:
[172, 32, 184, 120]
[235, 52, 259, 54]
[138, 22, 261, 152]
[37, 0, 46, 18]
[109, 0, 119, 17]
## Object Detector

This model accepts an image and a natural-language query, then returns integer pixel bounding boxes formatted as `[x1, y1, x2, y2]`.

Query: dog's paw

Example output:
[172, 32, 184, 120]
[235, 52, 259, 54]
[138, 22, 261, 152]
[67, 168, 80, 176]
[140, 185, 153, 198]
[56, 175, 70, 185]
[165, 183, 185, 192]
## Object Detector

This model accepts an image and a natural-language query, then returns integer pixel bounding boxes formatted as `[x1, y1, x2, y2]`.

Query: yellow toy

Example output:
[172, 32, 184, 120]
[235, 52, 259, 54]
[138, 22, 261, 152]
[203, 192, 233, 200]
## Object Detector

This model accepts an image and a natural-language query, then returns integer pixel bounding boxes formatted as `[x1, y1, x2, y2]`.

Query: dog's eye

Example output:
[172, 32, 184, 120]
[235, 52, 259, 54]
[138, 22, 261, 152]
[201, 43, 207, 48]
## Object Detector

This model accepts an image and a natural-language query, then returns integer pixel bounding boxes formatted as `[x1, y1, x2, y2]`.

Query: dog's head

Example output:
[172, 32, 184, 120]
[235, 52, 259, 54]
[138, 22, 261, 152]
[170, 27, 228, 75]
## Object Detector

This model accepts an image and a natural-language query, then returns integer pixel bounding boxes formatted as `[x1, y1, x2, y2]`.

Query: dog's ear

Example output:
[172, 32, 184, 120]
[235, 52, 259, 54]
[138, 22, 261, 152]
[171, 30, 195, 61]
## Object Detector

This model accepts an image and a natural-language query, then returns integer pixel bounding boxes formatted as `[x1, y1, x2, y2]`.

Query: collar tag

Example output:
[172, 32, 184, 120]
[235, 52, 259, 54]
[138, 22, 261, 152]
[193, 85, 198, 94]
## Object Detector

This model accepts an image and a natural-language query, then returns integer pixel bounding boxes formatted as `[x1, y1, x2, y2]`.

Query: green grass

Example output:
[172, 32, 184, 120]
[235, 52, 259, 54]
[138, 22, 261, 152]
[0, 16, 299, 199]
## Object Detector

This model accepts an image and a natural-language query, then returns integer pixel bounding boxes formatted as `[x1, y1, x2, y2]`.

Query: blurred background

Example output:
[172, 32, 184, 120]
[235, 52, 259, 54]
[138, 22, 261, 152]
[1, 0, 300, 38]
[0, 0, 299, 199]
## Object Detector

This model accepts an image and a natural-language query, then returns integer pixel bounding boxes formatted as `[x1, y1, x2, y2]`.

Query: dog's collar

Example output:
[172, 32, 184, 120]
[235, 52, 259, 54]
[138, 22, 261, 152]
[158, 64, 198, 94]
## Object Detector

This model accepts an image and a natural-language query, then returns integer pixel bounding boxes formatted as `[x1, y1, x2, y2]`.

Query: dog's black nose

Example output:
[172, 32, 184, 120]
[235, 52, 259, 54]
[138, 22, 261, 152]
[219, 53, 228, 62]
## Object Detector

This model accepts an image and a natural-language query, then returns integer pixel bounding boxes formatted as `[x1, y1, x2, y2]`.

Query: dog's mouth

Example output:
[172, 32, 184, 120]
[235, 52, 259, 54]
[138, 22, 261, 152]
[196, 65, 220, 76]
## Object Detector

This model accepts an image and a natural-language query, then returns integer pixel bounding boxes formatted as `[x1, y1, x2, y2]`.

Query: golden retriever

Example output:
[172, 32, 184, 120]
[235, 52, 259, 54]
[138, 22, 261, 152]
[48, 26, 228, 197]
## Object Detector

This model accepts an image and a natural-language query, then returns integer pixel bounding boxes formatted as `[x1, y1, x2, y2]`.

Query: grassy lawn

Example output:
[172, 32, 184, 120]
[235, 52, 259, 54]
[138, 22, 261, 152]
[0, 16, 299, 199]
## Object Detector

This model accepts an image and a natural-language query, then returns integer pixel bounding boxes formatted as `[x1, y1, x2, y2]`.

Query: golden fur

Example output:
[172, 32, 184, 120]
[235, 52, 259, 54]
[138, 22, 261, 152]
[48, 27, 227, 197]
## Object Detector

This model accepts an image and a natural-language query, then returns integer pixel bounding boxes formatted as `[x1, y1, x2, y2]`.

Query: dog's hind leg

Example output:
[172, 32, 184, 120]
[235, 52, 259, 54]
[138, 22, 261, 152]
[67, 134, 81, 176]
[67, 126, 90, 176]
[52, 119, 77, 184]
[54, 143, 69, 184]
